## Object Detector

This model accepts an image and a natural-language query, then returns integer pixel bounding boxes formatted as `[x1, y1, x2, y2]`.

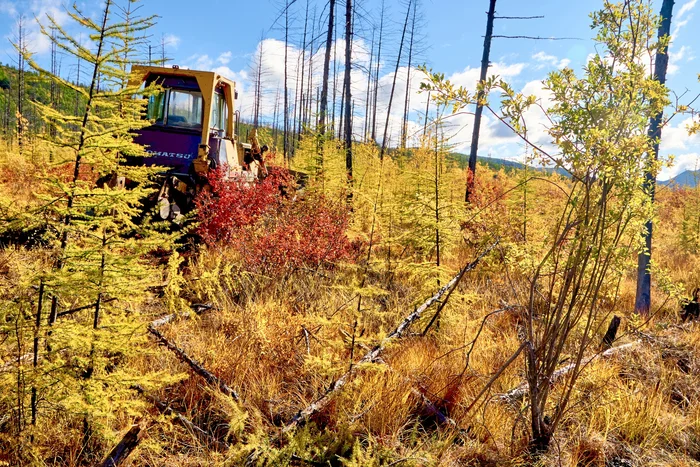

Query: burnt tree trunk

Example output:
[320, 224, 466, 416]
[364, 27, 375, 142]
[401, 2, 417, 150]
[371, 0, 385, 142]
[343, 0, 353, 195]
[465, 0, 496, 202]
[379, 0, 412, 160]
[635, 0, 674, 315]
[100, 424, 143, 467]
[318, 0, 335, 136]
[601, 315, 621, 350]
[283, 1, 290, 161]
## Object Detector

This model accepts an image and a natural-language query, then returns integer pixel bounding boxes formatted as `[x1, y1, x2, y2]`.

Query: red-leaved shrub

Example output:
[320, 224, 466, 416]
[196, 166, 353, 274]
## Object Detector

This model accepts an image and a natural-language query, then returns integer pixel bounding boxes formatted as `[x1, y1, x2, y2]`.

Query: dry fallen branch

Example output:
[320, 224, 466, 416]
[0, 353, 32, 373]
[100, 423, 144, 467]
[281, 240, 498, 433]
[147, 325, 239, 401]
[498, 341, 640, 405]
[149, 303, 214, 328]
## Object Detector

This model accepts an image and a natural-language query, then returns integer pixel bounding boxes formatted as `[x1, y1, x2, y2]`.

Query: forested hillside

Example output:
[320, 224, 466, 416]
[2, 0, 700, 466]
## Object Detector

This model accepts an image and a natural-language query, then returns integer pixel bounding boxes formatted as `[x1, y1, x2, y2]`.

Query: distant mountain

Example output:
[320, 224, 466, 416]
[447, 156, 699, 187]
[448, 153, 569, 177]
[662, 170, 700, 188]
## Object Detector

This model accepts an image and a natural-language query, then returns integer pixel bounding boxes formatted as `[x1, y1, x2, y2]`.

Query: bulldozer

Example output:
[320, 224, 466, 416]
[124, 65, 268, 221]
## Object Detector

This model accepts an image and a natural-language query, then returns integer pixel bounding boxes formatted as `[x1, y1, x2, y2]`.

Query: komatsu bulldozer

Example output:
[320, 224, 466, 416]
[124, 65, 267, 221]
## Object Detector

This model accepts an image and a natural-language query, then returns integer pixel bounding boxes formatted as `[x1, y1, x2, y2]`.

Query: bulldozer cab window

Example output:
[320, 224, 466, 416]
[211, 92, 228, 130]
[147, 92, 166, 124]
[166, 90, 203, 129]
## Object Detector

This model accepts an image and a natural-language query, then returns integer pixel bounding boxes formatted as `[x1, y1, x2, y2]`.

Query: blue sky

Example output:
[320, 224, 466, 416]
[1, 0, 700, 179]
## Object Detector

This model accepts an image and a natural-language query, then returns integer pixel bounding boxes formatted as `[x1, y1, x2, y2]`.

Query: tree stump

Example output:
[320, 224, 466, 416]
[601, 315, 621, 350]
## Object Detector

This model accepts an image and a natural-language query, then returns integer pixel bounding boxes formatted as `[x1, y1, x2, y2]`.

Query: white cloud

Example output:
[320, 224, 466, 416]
[217, 51, 232, 65]
[185, 53, 214, 70]
[672, 0, 697, 38]
[4, 0, 70, 56]
[659, 152, 700, 180]
[448, 62, 525, 90]
[532, 51, 571, 70]
[660, 117, 700, 152]
[668, 45, 691, 75]
[0, 1, 17, 16]
[677, 0, 697, 21]
[163, 33, 181, 50]
[657, 117, 700, 180]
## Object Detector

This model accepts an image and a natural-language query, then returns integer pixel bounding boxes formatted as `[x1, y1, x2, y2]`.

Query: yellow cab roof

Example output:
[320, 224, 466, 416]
[129, 65, 237, 90]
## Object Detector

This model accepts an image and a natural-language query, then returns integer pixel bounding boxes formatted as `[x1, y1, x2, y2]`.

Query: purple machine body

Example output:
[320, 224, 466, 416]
[132, 74, 223, 174]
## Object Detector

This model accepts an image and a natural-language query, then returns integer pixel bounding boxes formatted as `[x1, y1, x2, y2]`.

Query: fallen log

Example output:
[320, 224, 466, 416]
[1, 305, 211, 373]
[282, 240, 498, 433]
[147, 325, 239, 401]
[101, 423, 144, 467]
[0, 353, 32, 373]
[498, 341, 640, 405]
[149, 302, 214, 328]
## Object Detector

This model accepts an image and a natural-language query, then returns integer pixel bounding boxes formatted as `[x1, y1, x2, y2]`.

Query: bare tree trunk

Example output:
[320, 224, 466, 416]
[306, 6, 316, 130]
[338, 75, 345, 140]
[379, 0, 412, 160]
[16, 16, 25, 154]
[2, 88, 7, 143]
[297, 0, 309, 146]
[344, 0, 353, 195]
[318, 0, 335, 136]
[283, 1, 290, 161]
[253, 33, 264, 128]
[434, 123, 440, 274]
[49, 26, 58, 140]
[465, 0, 496, 202]
[292, 52, 301, 151]
[160, 35, 166, 65]
[423, 90, 430, 137]
[371, 1, 385, 142]
[364, 27, 375, 142]
[273, 86, 280, 148]
[30, 282, 44, 431]
[635, 0, 674, 315]
[331, 11, 338, 136]
[401, 2, 417, 150]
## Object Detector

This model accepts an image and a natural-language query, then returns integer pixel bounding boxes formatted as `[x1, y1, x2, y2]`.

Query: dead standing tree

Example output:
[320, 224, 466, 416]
[379, 0, 412, 161]
[343, 0, 353, 195]
[13, 16, 28, 153]
[294, 0, 309, 151]
[635, 0, 675, 315]
[400, 0, 418, 150]
[465, 0, 496, 202]
[317, 0, 335, 176]
[251, 31, 268, 128]
[318, 0, 335, 136]
[464, 1, 565, 203]
[371, 0, 385, 142]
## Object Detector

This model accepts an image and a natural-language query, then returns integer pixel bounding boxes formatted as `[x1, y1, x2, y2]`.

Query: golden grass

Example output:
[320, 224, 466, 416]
[5, 139, 700, 466]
